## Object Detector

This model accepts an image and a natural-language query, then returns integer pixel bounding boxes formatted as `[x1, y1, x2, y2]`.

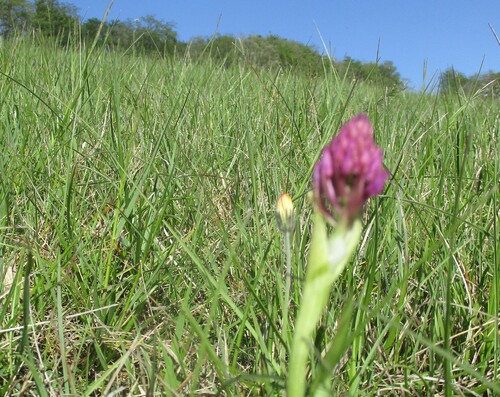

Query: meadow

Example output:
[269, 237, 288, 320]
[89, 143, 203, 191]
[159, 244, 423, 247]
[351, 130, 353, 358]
[0, 35, 498, 396]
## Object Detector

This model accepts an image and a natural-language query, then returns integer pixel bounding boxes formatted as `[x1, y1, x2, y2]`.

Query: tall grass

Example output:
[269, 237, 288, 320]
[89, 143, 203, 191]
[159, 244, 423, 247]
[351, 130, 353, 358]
[0, 34, 498, 396]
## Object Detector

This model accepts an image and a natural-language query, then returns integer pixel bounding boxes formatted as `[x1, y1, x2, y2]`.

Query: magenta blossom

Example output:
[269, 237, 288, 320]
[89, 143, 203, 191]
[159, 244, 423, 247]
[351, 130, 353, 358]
[313, 114, 389, 225]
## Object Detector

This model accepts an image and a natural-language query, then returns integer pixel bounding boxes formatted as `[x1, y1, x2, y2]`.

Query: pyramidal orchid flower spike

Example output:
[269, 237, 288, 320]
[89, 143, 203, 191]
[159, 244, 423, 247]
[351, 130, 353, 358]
[287, 114, 388, 397]
[313, 114, 389, 226]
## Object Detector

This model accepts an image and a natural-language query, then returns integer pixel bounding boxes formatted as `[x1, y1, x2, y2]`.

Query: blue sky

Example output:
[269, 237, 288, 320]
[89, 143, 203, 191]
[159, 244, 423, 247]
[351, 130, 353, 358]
[70, 0, 500, 89]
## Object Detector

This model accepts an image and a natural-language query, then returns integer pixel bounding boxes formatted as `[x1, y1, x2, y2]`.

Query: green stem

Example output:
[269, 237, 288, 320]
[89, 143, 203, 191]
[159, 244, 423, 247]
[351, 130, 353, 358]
[287, 214, 362, 397]
[282, 230, 292, 344]
[288, 278, 330, 397]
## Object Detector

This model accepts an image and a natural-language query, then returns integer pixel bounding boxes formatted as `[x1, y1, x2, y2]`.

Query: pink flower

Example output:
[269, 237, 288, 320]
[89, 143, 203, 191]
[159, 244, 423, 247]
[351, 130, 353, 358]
[313, 114, 389, 225]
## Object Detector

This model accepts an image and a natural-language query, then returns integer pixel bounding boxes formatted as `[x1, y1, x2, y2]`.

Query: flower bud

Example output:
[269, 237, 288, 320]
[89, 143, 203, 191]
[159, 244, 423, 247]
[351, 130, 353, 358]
[276, 193, 295, 233]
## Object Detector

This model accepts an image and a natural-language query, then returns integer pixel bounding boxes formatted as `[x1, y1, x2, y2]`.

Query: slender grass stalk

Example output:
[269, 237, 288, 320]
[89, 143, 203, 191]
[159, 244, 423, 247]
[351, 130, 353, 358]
[277, 228, 292, 375]
[17, 249, 32, 360]
[276, 193, 295, 357]
[444, 132, 470, 396]
[56, 254, 70, 395]
[282, 230, 292, 341]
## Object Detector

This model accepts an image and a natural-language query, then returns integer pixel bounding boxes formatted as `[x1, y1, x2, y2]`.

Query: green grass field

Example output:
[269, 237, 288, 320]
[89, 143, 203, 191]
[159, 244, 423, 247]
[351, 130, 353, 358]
[0, 35, 498, 396]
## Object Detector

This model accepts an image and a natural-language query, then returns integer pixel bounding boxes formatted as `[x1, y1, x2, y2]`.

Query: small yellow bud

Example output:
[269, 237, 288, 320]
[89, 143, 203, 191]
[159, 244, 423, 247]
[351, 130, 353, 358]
[276, 193, 295, 233]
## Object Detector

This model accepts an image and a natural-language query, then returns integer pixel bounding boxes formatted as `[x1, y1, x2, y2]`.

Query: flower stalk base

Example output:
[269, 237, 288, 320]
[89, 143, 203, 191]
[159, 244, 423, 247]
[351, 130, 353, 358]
[286, 212, 362, 397]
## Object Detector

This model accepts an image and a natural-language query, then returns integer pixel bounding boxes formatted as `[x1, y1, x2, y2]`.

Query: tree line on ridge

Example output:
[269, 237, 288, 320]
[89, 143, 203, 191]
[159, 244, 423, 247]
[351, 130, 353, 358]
[1, 0, 499, 95]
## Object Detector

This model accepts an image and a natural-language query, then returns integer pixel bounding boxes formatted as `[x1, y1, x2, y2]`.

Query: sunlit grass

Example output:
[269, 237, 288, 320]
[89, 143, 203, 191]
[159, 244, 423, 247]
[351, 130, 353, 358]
[0, 34, 498, 396]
